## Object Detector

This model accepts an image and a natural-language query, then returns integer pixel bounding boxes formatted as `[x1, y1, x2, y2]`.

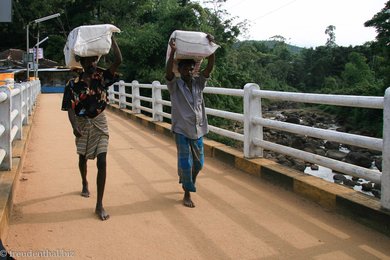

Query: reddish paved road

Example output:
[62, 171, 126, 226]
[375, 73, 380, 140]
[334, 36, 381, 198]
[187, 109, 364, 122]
[4, 94, 390, 259]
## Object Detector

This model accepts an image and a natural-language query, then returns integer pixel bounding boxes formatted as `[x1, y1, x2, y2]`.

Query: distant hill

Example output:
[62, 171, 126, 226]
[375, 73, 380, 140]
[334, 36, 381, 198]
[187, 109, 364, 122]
[234, 40, 305, 54]
[260, 40, 304, 54]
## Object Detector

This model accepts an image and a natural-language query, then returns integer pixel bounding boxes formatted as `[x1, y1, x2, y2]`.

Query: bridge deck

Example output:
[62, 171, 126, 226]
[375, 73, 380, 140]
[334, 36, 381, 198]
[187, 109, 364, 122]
[4, 94, 390, 259]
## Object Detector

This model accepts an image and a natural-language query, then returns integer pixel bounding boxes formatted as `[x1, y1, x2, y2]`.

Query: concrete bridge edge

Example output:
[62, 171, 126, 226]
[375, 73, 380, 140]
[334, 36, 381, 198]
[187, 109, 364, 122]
[0, 100, 388, 242]
[0, 100, 36, 242]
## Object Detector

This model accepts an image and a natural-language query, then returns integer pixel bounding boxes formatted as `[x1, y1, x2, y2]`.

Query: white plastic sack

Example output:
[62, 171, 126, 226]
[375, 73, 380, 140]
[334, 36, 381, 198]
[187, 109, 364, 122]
[64, 24, 121, 68]
[166, 30, 219, 76]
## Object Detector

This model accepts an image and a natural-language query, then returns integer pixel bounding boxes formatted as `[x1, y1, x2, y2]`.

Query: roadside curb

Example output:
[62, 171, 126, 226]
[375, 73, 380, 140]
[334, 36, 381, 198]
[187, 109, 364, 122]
[0, 104, 36, 241]
[107, 104, 390, 236]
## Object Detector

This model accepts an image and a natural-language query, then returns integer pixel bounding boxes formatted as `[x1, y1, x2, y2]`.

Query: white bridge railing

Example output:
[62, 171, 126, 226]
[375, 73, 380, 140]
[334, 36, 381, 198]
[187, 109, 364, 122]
[0, 80, 40, 170]
[108, 80, 390, 210]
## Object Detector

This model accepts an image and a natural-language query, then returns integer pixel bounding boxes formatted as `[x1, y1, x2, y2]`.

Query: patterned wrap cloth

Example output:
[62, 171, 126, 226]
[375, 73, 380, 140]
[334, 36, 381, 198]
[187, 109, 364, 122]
[61, 69, 116, 159]
[75, 112, 109, 159]
[175, 133, 204, 192]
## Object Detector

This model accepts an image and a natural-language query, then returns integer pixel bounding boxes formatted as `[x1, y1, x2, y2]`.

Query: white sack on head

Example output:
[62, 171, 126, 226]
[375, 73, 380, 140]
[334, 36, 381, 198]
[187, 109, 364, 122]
[64, 24, 121, 68]
[165, 30, 220, 76]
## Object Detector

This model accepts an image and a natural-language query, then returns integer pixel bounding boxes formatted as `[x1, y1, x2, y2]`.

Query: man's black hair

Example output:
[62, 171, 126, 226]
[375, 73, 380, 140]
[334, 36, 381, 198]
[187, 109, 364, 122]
[178, 59, 196, 68]
[74, 55, 98, 62]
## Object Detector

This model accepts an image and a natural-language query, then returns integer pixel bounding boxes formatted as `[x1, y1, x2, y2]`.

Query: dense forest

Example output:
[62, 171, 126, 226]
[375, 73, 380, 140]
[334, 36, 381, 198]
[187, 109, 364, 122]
[1, 0, 390, 136]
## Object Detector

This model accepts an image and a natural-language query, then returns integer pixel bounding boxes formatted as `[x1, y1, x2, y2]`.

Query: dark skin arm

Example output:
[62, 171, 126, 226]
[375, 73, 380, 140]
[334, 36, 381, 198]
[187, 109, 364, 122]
[165, 38, 176, 81]
[202, 52, 215, 78]
[67, 105, 82, 137]
[202, 34, 216, 78]
[108, 36, 122, 75]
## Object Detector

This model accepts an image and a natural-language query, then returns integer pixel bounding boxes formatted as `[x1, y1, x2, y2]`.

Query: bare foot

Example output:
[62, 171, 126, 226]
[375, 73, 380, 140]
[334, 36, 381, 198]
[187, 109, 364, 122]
[95, 206, 110, 221]
[183, 191, 195, 208]
[81, 185, 90, 198]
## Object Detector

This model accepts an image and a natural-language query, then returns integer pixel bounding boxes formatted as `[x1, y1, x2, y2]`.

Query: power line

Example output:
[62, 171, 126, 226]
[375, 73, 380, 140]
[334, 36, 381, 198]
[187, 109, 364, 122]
[226, 0, 251, 9]
[250, 0, 299, 22]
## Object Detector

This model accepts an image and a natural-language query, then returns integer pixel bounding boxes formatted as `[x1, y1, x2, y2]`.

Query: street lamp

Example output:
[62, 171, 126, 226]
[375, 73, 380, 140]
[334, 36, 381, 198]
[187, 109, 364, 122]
[33, 36, 49, 78]
[26, 13, 60, 81]
[34, 36, 49, 47]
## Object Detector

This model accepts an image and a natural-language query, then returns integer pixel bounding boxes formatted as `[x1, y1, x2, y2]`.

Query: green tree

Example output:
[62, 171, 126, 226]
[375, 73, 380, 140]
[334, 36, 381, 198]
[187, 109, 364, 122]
[364, 0, 390, 88]
[341, 52, 374, 90]
[325, 25, 336, 47]
[364, 1, 390, 49]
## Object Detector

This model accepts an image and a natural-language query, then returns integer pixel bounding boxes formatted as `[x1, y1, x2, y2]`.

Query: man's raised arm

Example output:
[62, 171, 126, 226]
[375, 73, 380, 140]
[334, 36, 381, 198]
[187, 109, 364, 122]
[202, 34, 216, 78]
[109, 36, 122, 75]
[166, 38, 176, 81]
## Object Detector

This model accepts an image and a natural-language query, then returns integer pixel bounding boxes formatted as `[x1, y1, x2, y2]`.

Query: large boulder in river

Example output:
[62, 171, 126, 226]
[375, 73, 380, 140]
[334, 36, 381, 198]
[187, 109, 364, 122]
[326, 150, 347, 161]
[344, 152, 372, 168]
[285, 116, 300, 124]
[324, 141, 340, 150]
[375, 158, 382, 171]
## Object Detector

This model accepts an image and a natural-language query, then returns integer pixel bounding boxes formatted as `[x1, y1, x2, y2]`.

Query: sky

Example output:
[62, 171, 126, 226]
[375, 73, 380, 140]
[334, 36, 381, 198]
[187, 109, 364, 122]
[196, 0, 387, 48]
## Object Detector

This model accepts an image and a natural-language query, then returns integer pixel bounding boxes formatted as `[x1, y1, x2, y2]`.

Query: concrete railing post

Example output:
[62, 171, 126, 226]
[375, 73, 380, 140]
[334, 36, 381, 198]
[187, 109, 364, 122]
[30, 80, 39, 111]
[108, 84, 115, 104]
[27, 82, 32, 116]
[132, 80, 141, 113]
[381, 87, 390, 210]
[0, 87, 12, 170]
[5, 78, 14, 89]
[119, 80, 126, 109]
[31, 80, 36, 109]
[34, 80, 41, 106]
[152, 81, 163, 122]
[12, 85, 22, 140]
[243, 83, 263, 158]
[21, 83, 29, 125]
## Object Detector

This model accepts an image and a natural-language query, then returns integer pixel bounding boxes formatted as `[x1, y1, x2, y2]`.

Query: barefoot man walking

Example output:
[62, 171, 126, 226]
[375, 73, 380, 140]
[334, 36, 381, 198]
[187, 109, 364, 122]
[62, 35, 122, 220]
[165, 34, 215, 207]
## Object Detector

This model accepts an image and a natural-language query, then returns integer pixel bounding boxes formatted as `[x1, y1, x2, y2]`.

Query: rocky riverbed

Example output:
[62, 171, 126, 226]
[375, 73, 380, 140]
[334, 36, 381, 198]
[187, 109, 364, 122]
[226, 103, 382, 198]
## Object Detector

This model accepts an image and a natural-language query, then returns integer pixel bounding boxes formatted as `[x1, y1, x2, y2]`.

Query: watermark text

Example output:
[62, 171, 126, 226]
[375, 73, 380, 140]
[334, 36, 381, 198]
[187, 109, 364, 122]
[1, 249, 75, 258]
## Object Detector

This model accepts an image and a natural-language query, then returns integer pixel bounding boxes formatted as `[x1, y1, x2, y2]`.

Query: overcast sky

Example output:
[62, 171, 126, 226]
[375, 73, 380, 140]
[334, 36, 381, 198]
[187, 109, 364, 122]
[197, 0, 387, 48]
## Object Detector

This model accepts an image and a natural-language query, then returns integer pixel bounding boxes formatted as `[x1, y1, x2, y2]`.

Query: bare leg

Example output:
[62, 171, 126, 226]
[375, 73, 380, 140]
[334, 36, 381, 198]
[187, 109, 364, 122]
[95, 153, 109, 220]
[79, 154, 90, 197]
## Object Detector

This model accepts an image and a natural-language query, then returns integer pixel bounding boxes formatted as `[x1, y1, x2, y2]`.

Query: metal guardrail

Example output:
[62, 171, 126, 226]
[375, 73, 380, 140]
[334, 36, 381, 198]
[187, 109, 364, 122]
[0, 80, 41, 170]
[108, 80, 389, 210]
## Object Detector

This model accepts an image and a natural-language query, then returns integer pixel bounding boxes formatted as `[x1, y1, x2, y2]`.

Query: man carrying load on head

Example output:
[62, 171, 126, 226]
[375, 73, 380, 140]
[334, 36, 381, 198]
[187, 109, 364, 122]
[61, 34, 122, 221]
[165, 34, 216, 208]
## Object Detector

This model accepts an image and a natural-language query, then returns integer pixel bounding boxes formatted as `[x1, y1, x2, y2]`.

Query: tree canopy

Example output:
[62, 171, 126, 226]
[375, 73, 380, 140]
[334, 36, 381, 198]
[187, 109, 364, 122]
[1, 0, 388, 136]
